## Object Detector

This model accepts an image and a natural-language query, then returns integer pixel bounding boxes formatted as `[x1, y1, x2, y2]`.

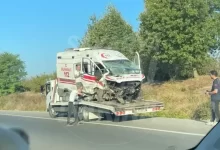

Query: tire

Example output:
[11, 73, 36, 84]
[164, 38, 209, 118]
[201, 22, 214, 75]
[48, 105, 58, 118]
[79, 106, 90, 122]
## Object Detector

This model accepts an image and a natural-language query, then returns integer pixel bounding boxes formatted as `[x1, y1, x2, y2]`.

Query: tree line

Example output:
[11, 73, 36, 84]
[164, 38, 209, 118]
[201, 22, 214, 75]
[0, 0, 220, 96]
[80, 0, 220, 82]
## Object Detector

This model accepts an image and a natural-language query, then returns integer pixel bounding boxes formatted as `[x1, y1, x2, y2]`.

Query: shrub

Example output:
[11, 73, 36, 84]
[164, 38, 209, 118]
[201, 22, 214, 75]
[21, 73, 56, 92]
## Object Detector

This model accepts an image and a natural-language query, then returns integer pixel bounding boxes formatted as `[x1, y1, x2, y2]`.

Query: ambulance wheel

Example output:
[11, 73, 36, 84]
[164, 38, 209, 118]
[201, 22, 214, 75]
[49, 105, 58, 118]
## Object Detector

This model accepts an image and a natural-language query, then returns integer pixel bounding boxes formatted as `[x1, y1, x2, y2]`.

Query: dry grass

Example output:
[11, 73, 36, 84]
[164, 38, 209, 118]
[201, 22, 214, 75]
[0, 75, 213, 120]
[0, 92, 45, 111]
[142, 75, 212, 120]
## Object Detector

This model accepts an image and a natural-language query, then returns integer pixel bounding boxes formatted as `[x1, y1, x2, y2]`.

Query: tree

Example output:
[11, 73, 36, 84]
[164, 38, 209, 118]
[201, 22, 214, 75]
[79, 5, 140, 59]
[139, 0, 219, 80]
[0, 52, 27, 95]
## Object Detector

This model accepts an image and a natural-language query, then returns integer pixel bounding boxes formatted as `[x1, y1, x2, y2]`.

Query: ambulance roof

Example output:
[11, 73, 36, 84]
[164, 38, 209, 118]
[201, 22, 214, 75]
[57, 48, 129, 61]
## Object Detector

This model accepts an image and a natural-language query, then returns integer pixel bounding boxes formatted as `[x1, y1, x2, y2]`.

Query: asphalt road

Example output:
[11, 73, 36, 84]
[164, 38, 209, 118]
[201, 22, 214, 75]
[0, 111, 213, 150]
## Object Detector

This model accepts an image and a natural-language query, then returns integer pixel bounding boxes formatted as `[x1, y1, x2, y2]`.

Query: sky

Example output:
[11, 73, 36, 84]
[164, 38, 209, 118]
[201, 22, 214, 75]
[0, 0, 144, 77]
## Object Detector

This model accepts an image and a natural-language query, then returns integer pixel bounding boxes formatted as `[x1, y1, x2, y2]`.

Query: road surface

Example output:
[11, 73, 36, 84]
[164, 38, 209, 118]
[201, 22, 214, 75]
[0, 111, 213, 150]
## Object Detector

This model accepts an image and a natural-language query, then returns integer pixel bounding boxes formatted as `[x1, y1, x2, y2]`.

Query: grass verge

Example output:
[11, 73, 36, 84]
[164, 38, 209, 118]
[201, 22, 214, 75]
[0, 92, 45, 111]
[142, 75, 212, 120]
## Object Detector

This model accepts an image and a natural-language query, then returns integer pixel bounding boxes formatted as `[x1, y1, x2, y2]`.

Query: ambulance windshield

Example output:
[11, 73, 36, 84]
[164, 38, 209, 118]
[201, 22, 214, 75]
[103, 59, 140, 75]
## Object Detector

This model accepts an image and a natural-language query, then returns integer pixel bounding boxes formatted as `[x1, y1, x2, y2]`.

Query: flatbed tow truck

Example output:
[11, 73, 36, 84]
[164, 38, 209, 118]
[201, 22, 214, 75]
[44, 48, 164, 121]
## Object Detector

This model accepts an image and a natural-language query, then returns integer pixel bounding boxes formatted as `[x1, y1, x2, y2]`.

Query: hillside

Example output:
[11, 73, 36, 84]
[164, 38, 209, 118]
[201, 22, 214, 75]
[0, 75, 213, 120]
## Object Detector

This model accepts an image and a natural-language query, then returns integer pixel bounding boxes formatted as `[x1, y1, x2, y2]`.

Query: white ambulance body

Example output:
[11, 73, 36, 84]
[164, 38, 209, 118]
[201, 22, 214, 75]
[56, 47, 145, 104]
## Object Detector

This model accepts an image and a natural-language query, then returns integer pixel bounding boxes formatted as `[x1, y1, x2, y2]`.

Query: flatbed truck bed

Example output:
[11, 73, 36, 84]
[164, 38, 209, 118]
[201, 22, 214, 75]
[49, 99, 164, 121]
[46, 79, 164, 121]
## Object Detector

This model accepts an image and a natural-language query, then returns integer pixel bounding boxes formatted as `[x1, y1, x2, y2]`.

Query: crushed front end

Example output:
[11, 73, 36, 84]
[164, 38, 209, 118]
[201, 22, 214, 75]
[106, 80, 142, 102]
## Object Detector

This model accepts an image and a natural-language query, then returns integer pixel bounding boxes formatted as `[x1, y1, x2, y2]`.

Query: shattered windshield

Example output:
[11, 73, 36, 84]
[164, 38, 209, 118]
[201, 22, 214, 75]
[103, 59, 140, 75]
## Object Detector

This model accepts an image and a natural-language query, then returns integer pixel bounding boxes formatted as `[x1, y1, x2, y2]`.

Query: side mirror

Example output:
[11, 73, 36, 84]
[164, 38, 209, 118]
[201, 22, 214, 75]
[40, 85, 44, 94]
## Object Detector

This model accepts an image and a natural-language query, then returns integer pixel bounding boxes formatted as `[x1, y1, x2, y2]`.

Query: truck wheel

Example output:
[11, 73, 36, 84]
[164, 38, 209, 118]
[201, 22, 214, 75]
[81, 106, 90, 122]
[48, 105, 58, 118]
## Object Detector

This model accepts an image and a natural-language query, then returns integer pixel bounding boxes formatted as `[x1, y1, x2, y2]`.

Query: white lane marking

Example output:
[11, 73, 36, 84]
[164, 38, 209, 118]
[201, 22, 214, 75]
[0, 110, 45, 113]
[84, 122, 206, 137]
[0, 113, 63, 121]
[0, 113, 206, 137]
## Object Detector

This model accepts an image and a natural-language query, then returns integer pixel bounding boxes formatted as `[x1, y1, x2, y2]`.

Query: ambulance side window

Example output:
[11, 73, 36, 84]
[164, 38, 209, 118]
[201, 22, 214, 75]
[82, 63, 88, 74]
[95, 63, 106, 74]
[88, 62, 95, 75]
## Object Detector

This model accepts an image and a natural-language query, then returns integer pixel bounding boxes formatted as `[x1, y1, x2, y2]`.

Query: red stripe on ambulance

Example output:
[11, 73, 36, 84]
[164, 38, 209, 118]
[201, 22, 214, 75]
[82, 74, 96, 81]
[58, 78, 75, 84]
[82, 74, 104, 87]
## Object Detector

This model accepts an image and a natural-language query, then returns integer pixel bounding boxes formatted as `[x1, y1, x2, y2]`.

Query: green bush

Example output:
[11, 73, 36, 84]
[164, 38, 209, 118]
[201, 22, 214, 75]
[192, 101, 210, 120]
[22, 72, 56, 92]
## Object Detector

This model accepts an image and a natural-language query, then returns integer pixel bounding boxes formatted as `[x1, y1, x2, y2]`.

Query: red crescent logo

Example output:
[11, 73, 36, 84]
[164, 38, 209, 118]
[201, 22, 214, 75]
[101, 53, 110, 59]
